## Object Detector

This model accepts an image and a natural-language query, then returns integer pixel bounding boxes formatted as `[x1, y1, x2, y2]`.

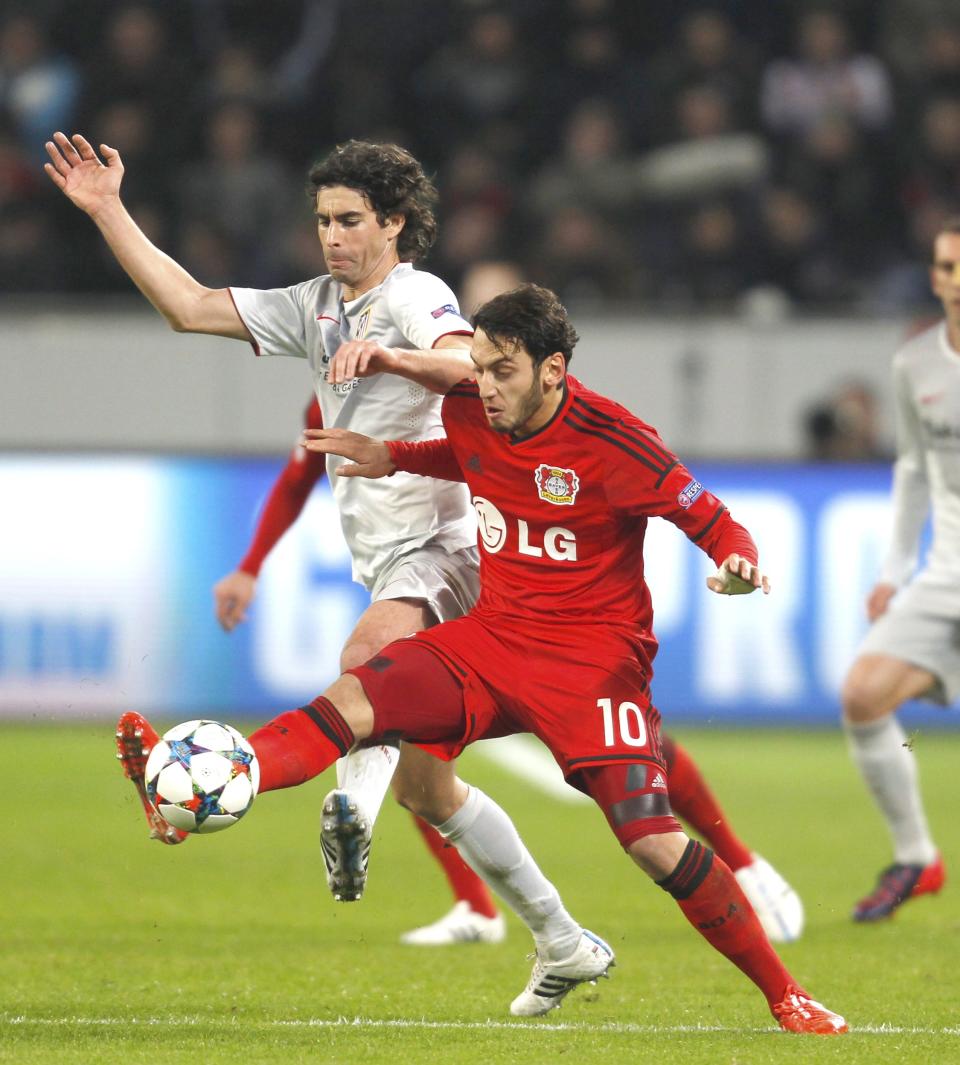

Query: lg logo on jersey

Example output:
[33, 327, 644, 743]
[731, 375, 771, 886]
[473, 496, 577, 560]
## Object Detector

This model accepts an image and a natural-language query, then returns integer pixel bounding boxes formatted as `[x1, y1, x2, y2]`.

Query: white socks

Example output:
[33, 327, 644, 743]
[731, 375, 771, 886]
[845, 716, 938, 866]
[335, 744, 400, 824]
[437, 786, 582, 961]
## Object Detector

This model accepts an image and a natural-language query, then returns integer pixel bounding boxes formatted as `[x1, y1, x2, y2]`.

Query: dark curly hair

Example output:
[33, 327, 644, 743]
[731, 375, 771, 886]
[472, 284, 579, 368]
[307, 140, 438, 263]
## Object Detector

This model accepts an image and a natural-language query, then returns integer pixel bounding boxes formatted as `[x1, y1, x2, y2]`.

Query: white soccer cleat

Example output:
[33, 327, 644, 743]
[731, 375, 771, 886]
[735, 854, 804, 943]
[321, 789, 372, 902]
[400, 901, 506, 946]
[510, 929, 615, 1017]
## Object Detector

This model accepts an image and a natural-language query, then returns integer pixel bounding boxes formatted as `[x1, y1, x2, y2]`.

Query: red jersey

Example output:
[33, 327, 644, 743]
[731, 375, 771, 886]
[388, 375, 756, 669]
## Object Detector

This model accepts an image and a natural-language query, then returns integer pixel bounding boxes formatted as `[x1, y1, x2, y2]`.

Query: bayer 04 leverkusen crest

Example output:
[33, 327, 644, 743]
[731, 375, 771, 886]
[534, 464, 580, 506]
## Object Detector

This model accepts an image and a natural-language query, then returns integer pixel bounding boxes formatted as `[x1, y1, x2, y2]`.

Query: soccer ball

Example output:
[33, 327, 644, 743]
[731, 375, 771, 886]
[145, 720, 260, 834]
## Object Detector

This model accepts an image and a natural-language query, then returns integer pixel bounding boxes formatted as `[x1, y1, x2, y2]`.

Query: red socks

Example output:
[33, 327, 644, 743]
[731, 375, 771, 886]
[661, 735, 753, 871]
[658, 840, 791, 1006]
[249, 697, 354, 793]
[411, 815, 499, 918]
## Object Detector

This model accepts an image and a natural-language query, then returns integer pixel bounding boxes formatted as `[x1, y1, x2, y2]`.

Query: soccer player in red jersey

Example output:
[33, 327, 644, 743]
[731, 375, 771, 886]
[220, 394, 804, 944]
[245, 284, 844, 1031]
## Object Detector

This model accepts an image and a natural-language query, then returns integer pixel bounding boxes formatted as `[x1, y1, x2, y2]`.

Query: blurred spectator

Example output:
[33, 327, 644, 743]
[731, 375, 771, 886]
[755, 186, 850, 306]
[458, 259, 525, 316]
[761, 9, 893, 136]
[527, 98, 638, 220]
[431, 202, 508, 296]
[179, 101, 297, 286]
[901, 95, 960, 211]
[804, 380, 888, 461]
[0, 12, 78, 161]
[647, 9, 760, 138]
[633, 85, 768, 203]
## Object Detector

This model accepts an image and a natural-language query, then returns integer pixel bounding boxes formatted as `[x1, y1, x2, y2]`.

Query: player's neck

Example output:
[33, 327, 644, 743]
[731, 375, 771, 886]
[945, 315, 960, 357]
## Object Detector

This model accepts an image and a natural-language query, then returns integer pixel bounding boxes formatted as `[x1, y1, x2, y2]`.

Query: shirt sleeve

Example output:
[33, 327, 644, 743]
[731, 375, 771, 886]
[386, 271, 473, 350]
[879, 353, 930, 586]
[387, 438, 466, 482]
[602, 417, 758, 567]
[229, 283, 310, 359]
[238, 399, 325, 576]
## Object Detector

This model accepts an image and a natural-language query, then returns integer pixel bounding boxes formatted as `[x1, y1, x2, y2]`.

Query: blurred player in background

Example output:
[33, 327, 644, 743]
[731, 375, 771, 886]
[217, 393, 804, 944]
[841, 219, 960, 921]
[260, 283, 842, 1031]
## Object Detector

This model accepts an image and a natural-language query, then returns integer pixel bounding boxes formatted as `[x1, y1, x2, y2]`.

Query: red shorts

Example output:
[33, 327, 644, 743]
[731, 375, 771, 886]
[348, 613, 681, 845]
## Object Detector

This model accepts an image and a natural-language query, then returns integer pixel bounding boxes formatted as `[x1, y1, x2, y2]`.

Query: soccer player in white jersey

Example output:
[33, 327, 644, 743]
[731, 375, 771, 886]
[44, 131, 579, 950]
[841, 218, 960, 921]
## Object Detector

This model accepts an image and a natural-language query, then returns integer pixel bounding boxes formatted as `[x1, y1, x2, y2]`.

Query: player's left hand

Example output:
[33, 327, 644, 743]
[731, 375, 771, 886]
[706, 554, 771, 596]
[327, 340, 401, 385]
[302, 427, 395, 478]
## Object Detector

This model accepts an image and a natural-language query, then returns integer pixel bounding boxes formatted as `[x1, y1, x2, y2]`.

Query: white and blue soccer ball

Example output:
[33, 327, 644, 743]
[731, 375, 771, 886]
[145, 720, 260, 834]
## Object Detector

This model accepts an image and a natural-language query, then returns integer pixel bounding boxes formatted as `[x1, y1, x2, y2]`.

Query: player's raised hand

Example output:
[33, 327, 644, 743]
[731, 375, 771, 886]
[213, 570, 257, 632]
[43, 132, 124, 215]
[327, 340, 401, 385]
[706, 553, 771, 596]
[302, 428, 395, 478]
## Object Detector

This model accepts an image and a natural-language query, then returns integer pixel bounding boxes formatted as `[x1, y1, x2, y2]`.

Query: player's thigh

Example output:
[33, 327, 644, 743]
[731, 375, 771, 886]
[842, 653, 937, 722]
[341, 597, 433, 671]
[391, 743, 467, 824]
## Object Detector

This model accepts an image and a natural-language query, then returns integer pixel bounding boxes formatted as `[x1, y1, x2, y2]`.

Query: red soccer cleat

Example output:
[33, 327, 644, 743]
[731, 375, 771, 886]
[852, 854, 946, 922]
[115, 711, 188, 845]
[772, 986, 848, 1035]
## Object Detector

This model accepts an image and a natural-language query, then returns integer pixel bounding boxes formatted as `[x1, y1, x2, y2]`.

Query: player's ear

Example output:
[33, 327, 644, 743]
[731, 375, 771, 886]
[384, 213, 405, 241]
[541, 352, 566, 388]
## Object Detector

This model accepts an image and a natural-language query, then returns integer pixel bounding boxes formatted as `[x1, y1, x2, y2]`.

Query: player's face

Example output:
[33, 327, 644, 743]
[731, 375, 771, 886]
[314, 186, 403, 299]
[471, 328, 565, 437]
[931, 232, 960, 321]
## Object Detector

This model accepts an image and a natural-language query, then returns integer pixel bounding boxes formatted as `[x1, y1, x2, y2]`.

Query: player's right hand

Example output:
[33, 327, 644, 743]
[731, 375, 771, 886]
[865, 581, 897, 622]
[302, 428, 395, 478]
[213, 570, 257, 632]
[43, 132, 124, 214]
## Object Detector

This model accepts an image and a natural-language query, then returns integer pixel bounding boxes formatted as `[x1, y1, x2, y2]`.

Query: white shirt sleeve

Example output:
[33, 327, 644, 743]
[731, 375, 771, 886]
[386, 271, 472, 351]
[879, 353, 930, 586]
[230, 284, 310, 359]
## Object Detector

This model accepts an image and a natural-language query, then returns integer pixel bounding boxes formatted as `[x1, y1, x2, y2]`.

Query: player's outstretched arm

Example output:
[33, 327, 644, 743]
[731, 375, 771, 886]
[43, 132, 248, 340]
[706, 553, 771, 596]
[303, 428, 395, 478]
[326, 335, 473, 393]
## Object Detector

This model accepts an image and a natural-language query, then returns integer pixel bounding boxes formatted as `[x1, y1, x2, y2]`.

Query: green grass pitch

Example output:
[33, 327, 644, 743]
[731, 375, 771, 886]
[2, 722, 959, 1064]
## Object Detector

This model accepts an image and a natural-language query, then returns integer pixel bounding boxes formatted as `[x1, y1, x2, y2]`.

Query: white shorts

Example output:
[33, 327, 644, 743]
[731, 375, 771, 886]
[370, 543, 479, 624]
[858, 575, 960, 705]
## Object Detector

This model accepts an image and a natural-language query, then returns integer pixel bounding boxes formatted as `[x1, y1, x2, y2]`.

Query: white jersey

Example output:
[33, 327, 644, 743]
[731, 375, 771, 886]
[231, 263, 476, 589]
[880, 322, 960, 599]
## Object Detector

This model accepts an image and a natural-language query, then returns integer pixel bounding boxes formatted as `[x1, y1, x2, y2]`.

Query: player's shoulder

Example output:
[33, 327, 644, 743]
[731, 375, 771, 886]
[894, 319, 944, 369]
[383, 263, 457, 305]
[564, 377, 677, 473]
[443, 378, 480, 406]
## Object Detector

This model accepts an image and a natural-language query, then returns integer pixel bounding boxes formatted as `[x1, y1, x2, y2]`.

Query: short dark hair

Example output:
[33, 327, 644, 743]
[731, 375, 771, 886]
[472, 284, 579, 368]
[307, 140, 438, 263]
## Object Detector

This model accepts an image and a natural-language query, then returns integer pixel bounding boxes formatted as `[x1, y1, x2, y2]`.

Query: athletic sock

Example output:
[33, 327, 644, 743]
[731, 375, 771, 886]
[335, 744, 400, 823]
[662, 735, 753, 871]
[437, 786, 581, 961]
[844, 716, 937, 866]
[658, 840, 792, 1006]
[411, 814, 500, 919]
[249, 697, 354, 793]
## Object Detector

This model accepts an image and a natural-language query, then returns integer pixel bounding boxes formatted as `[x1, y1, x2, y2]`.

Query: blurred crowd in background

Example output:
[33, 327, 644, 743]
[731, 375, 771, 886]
[2, 0, 959, 318]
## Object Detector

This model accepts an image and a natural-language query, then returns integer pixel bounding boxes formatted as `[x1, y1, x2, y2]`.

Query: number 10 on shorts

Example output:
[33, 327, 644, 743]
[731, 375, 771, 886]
[597, 698, 648, 748]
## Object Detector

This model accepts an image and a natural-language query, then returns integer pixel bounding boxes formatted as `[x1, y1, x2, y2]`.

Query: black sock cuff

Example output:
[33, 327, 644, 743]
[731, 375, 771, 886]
[300, 696, 354, 756]
[656, 839, 714, 900]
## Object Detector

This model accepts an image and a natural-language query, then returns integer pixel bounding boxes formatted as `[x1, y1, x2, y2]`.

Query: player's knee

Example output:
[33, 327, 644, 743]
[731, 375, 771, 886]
[391, 778, 460, 824]
[841, 661, 891, 724]
[627, 829, 690, 880]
